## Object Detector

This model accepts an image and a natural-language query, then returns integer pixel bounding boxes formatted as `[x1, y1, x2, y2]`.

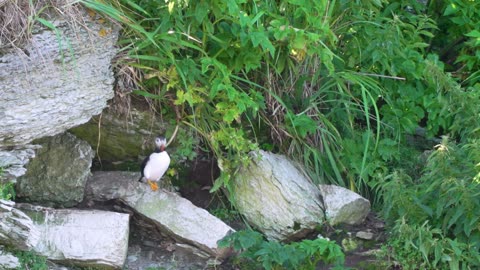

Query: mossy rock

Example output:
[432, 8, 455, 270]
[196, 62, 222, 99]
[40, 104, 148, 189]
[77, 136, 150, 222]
[70, 109, 175, 169]
[16, 132, 94, 208]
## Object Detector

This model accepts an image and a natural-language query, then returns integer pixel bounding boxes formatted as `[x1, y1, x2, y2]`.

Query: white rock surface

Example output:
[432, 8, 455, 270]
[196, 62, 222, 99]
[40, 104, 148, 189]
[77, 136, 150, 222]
[0, 9, 118, 147]
[0, 199, 39, 250]
[233, 150, 324, 241]
[318, 184, 370, 226]
[0, 249, 21, 269]
[0, 145, 38, 181]
[17, 203, 130, 269]
[86, 171, 234, 259]
[356, 231, 374, 240]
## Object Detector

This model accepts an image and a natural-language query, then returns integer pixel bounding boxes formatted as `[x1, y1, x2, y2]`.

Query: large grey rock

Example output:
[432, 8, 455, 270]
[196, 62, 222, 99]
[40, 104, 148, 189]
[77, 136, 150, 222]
[85, 171, 233, 259]
[0, 9, 118, 147]
[16, 132, 94, 207]
[233, 150, 324, 241]
[318, 184, 370, 226]
[0, 249, 21, 269]
[0, 145, 38, 182]
[17, 203, 130, 269]
[0, 199, 39, 250]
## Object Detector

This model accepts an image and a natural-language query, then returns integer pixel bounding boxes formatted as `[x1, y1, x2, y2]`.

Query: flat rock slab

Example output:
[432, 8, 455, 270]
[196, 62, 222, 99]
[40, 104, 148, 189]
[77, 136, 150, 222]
[86, 171, 234, 259]
[318, 184, 370, 226]
[17, 204, 130, 269]
[233, 150, 325, 241]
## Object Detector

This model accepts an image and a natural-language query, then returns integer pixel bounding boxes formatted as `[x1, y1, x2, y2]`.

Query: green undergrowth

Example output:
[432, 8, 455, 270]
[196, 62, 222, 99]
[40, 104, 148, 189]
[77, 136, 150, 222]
[0, 167, 15, 201]
[14, 250, 48, 270]
[70, 0, 480, 268]
[0, 182, 15, 201]
[219, 230, 347, 270]
[379, 137, 480, 269]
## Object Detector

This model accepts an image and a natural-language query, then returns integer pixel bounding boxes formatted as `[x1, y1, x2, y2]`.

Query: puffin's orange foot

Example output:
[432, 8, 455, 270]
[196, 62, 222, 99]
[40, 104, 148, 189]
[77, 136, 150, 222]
[147, 180, 159, 191]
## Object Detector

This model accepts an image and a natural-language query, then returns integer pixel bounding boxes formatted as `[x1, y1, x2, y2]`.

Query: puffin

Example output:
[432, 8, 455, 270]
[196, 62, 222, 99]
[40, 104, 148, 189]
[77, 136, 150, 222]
[139, 136, 171, 191]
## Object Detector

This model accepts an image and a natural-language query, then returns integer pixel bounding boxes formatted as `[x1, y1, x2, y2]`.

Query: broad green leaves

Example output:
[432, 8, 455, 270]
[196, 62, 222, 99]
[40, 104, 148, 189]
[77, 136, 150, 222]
[218, 230, 345, 270]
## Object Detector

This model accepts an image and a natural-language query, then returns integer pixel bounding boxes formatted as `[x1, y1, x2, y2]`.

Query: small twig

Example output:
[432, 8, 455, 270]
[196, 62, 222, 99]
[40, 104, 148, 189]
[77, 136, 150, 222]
[96, 113, 103, 167]
[166, 124, 179, 147]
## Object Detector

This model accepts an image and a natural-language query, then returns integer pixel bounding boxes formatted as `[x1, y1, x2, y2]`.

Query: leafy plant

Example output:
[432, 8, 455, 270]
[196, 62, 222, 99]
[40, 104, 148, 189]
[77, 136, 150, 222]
[0, 167, 15, 200]
[0, 182, 16, 201]
[218, 230, 346, 270]
[210, 206, 239, 222]
[383, 218, 480, 270]
[380, 137, 480, 268]
[15, 250, 48, 270]
[427, 0, 480, 85]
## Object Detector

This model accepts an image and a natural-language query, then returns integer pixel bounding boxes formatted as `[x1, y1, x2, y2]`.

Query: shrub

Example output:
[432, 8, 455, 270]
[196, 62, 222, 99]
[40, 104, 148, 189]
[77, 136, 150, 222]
[0, 167, 15, 200]
[218, 230, 346, 270]
[15, 251, 48, 270]
[381, 138, 480, 268]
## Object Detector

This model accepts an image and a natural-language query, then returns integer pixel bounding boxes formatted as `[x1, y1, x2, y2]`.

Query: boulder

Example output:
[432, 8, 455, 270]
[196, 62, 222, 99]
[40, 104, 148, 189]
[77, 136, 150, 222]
[0, 8, 118, 147]
[0, 145, 38, 182]
[17, 203, 130, 269]
[0, 199, 39, 250]
[318, 184, 370, 226]
[16, 132, 94, 208]
[233, 150, 324, 241]
[85, 171, 234, 259]
[0, 249, 21, 269]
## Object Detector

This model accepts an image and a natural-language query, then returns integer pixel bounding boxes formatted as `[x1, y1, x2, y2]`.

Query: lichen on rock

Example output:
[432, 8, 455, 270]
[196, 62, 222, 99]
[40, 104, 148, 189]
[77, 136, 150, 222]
[233, 150, 325, 241]
[16, 132, 94, 208]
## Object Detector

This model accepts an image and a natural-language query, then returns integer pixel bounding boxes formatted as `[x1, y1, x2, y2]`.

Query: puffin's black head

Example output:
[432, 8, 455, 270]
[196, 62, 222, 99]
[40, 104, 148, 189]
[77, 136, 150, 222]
[155, 136, 167, 151]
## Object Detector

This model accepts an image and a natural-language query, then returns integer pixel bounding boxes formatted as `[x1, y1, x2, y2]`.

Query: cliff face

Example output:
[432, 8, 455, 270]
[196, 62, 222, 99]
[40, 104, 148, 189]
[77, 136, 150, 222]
[0, 10, 118, 147]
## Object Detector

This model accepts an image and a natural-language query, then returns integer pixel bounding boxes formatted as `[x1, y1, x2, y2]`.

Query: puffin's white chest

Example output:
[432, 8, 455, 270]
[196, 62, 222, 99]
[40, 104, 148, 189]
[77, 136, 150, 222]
[143, 151, 170, 182]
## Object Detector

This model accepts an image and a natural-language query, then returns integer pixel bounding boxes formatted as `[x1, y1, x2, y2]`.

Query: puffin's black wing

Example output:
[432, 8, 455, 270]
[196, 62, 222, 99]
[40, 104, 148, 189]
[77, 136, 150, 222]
[138, 155, 150, 182]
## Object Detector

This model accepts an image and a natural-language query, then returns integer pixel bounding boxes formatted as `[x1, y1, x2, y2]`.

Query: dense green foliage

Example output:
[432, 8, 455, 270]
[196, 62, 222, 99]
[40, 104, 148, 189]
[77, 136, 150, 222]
[219, 230, 345, 269]
[77, 0, 480, 268]
[0, 182, 15, 200]
[15, 250, 48, 270]
[380, 138, 480, 269]
[0, 168, 15, 200]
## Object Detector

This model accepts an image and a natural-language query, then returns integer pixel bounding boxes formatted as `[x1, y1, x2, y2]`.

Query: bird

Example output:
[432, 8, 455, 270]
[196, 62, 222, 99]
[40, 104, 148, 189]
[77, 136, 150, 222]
[139, 136, 171, 191]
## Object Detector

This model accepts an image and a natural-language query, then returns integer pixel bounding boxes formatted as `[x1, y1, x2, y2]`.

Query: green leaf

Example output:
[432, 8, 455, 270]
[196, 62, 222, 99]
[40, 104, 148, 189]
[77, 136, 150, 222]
[210, 173, 228, 193]
[447, 208, 464, 229]
[466, 30, 480, 38]
[250, 31, 275, 56]
[413, 196, 433, 217]
[443, 3, 458, 16]
[287, 113, 317, 138]
[292, 32, 306, 50]
[226, 0, 239, 14]
[194, 1, 209, 23]
[35, 17, 56, 30]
